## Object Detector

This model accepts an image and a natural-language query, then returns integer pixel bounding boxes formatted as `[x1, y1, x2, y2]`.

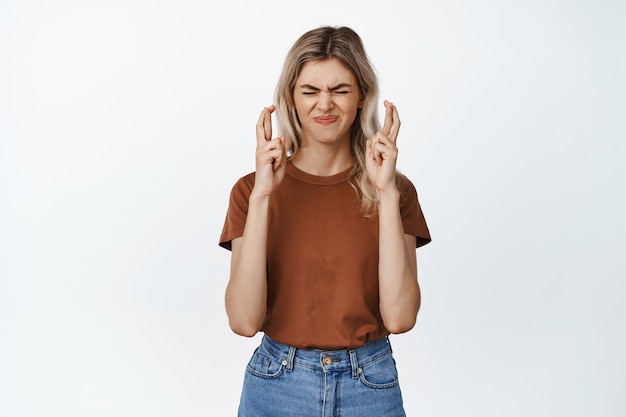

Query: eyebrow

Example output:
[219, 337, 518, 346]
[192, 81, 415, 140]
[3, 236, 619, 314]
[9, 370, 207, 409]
[298, 83, 353, 91]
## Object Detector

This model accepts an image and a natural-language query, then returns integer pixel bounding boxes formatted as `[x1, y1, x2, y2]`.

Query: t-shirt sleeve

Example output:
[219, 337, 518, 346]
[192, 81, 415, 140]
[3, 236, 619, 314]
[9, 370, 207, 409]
[398, 176, 432, 248]
[218, 173, 255, 251]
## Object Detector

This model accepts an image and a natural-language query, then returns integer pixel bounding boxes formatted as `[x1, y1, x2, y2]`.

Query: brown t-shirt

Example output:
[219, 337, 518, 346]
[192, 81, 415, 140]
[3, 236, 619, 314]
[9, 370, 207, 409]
[219, 161, 431, 350]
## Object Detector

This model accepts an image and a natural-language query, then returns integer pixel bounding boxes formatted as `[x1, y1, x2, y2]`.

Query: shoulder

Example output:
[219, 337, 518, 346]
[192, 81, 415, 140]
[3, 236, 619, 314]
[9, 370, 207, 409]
[237, 171, 256, 187]
[230, 171, 256, 194]
[395, 172, 418, 201]
[225, 172, 257, 211]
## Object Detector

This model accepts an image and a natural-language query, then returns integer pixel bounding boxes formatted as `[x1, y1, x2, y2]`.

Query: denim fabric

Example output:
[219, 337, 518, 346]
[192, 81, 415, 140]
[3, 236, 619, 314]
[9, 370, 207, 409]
[238, 335, 406, 417]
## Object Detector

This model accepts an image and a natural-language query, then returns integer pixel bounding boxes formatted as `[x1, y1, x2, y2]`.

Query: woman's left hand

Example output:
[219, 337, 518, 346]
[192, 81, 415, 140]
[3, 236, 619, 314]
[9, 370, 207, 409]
[366, 100, 400, 194]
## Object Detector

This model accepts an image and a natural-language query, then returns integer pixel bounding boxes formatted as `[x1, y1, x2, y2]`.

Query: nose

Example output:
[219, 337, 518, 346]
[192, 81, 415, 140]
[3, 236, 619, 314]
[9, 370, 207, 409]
[317, 92, 333, 112]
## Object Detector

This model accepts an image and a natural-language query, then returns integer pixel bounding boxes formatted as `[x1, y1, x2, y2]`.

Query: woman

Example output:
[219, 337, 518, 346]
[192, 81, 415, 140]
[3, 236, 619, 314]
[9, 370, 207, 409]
[219, 25, 431, 416]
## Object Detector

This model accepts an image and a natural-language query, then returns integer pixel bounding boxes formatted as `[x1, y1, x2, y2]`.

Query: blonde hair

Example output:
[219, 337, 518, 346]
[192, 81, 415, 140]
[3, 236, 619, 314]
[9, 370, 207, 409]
[274, 26, 388, 215]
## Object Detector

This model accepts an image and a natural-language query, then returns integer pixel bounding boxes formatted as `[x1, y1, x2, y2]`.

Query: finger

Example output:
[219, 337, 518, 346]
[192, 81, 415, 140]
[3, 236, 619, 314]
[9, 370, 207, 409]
[264, 105, 275, 141]
[255, 109, 268, 145]
[388, 104, 401, 144]
[255, 105, 275, 145]
[272, 137, 286, 170]
[372, 137, 384, 165]
[382, 100, 393, 136]
[374, 132, 399, 162]
[259, 137, 284, 168]
[258, 136, 282, 155]
[373, 131, 393, 148]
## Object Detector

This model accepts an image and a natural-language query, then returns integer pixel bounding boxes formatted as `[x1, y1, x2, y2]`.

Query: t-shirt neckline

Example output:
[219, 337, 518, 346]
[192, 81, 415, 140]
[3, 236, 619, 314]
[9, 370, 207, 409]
[286, 160, 353, 185]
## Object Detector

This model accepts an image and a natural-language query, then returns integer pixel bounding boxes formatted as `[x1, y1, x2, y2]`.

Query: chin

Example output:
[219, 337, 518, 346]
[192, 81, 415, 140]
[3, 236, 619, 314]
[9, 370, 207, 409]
[317, 136, 344, 145]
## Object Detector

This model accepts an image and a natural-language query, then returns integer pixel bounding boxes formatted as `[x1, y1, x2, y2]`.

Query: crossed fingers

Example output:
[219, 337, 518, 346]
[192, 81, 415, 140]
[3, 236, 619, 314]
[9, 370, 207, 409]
[255, 105, 285, 171]
[381, 100, 400, 143]
[371, 100, 400, 164]
[256, 105, 275, 145]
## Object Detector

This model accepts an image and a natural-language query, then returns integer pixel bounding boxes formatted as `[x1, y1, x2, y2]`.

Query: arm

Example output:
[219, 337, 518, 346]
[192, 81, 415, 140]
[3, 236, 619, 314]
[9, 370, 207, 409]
[377, 191, 420, 333]
[225, 197, 269, 337]
[225, 106, 286, 337]
[367, 101, 420, 333]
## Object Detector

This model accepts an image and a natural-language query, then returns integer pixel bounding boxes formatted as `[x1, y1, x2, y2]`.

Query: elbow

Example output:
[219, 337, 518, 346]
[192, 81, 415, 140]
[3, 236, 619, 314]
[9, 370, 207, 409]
[382, 303, 420, 334]
[226, 305, 265, 337]
[228, 320, 261, 338]
[224, 287, 266, 338]
[384, 316, 417, 334]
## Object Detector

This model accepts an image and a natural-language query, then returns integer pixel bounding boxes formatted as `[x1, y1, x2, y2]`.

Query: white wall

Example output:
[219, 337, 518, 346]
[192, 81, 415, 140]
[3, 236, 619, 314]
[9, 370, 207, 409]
[1, 0, 624, 416]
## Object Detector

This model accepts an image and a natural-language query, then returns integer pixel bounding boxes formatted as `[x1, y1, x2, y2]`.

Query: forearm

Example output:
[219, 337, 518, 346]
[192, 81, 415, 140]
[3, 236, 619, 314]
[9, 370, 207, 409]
[225, 192, 270, 336]
[377, 188, 420, 334]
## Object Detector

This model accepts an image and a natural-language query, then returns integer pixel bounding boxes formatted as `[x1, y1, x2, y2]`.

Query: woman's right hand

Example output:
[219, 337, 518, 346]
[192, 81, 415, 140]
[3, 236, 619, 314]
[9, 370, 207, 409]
[253, 105, 286, 197]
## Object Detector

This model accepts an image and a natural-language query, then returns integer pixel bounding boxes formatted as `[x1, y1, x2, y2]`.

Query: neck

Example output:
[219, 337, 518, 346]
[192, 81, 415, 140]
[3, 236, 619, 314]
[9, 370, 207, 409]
[291, 142, 353, 176]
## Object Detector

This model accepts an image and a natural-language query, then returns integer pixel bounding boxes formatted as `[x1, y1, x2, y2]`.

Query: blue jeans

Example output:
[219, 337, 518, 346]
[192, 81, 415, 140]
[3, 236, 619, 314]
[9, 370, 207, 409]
[238, 335, 406, 417]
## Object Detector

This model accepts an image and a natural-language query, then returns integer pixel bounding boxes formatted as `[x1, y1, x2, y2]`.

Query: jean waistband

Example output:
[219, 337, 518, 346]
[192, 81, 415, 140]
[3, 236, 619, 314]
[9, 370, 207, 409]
[260, 334, 392, 376]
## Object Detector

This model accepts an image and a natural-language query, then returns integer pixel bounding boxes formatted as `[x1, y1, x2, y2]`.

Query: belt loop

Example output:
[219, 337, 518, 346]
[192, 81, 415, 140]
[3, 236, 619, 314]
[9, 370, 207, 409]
[386, 335, 393, 353]
[286, 346, 296, 372]
[349, 349, 359, 379]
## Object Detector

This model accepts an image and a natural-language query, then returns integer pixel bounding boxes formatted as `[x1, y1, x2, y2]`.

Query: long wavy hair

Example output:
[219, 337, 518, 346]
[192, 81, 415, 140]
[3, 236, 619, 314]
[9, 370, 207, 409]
[274, 26, 391, 216]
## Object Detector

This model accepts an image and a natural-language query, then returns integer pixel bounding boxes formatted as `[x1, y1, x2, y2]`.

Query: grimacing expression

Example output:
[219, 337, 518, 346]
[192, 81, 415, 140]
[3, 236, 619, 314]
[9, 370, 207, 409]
[293, 58, 363, 147]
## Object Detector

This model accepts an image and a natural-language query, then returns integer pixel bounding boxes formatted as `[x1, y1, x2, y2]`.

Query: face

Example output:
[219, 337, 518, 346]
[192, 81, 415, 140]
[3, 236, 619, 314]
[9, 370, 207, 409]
[293, 58, 363, 147]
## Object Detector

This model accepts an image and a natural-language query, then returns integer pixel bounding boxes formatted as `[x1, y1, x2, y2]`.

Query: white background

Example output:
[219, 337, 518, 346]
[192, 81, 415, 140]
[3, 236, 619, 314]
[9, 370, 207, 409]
[1, 0, 624, 416]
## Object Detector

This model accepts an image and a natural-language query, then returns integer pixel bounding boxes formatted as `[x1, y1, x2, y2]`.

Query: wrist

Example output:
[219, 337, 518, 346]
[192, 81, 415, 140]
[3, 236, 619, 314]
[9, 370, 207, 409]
[377, 187, 400, 209]
[249, 189, 272, 205]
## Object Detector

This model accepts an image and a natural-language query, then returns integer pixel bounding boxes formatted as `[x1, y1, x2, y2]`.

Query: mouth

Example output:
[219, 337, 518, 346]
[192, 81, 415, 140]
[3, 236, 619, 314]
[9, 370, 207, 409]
[314, 116, 338, 126]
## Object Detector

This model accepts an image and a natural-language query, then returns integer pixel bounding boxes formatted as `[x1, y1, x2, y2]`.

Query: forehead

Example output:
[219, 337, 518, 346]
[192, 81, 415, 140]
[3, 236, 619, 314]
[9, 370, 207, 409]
[296, 58, 356, 86]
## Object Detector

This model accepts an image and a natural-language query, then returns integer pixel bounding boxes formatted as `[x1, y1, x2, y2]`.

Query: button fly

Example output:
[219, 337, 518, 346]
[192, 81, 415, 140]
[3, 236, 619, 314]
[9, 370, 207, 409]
[322, 356, 332, 366]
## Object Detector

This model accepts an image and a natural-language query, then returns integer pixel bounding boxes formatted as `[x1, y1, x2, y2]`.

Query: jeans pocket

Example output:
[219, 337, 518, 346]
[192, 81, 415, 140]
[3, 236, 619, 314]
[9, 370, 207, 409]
[245, 346, 286, 379]
[358, 352, 400, 389]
